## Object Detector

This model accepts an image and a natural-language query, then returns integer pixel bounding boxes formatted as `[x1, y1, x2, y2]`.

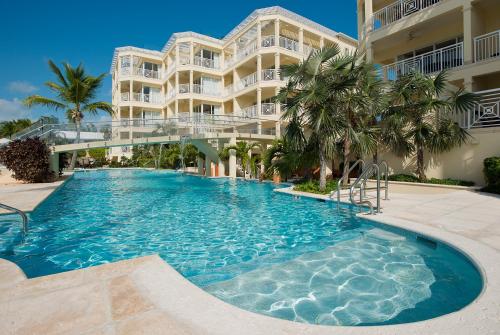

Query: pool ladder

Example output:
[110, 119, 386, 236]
[334, 160, 389, 215]
[0, 202, 28, 234]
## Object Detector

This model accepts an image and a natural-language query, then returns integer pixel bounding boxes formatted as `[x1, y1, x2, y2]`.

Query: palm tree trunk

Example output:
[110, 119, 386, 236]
[416, 145, 426, 182]
[69, 119, 81, 170]
[342, 137, 351, 187]
[319, 141, 327, 192]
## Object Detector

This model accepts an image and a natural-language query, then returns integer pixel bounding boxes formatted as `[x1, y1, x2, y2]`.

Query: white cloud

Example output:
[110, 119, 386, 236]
[7, 81, 38, 94]
[0, 98, 32, 121]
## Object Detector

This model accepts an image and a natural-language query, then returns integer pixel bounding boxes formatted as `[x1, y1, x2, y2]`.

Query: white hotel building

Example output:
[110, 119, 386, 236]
[109, 6, 357, 159]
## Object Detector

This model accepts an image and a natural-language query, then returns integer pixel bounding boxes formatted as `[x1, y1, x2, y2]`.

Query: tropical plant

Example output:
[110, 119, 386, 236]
[382, 71, 478, 181]
[335, 62, 385, 185]
[483, 157, 500, 194]
[24, 60, 114, 170]
[263, 138, 316, 181]
[275, 44, 358, 191]
[0, 138, 53, 183]
[0, 119, 32, 139]
[221, 141, 261, 178]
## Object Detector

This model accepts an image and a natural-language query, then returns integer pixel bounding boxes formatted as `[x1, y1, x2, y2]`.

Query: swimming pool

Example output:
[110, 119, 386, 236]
[0, 169, 482, 326]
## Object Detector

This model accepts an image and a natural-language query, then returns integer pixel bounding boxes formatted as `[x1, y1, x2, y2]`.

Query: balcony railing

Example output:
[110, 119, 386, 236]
[303, 45, 319, 57]
[382, 42, 463, 80]
[121, 92, 130, 102]
[261, 35, 275, 48]
[475, 30, 500, 63]
[178, 84, 190, 94]
[132, 93, 164, 104]
[166, 89, 176, 100]
[261, 69, 281, 81]
[119, 118, 164, 128]
[261, 103, 276, 115]
[235, 72, 258, 91]
[224, 84, 234, 96]
[192, 84, 221, 97]
[240, 105, 258, 118]
[279, 36, 299, 52]
[194, 56, 220, 69]
[120, 66, 161, 80]
[450, 88, 500, 129]
[371, 0, 441, 31]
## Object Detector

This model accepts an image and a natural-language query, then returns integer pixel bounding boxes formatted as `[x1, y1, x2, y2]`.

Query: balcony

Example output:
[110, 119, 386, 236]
[382, 42, 463, 80]
[451, 88, 500, 129]
[192, 84, 221, 97]
[261, 103, 276, 116]
[178, 84, 190, 94]
[235, 72, 258, 91]
[194, 56, 220, 69]
[370, 0, 442, 31]
[475, 30, 500, 63]
[279, 36, 299, 52]
[120, 92, 164, 105]
[120, 66, 161, 80]
[119, 118, 164, 128]
[261, 69, 281, 81]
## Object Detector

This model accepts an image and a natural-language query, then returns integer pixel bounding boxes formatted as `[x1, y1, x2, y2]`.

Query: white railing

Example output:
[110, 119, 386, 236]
[261, 103, 276, 115]
[194, 56, 220, 69]
[165, 64, 176, 78]
[192, 84, 221, 97]
[261, 69, 281, 81]
[475, 30, 500, 63]
[120, 66, 161, 80]
[132, 93, 164, 104]
[371, 0, 442, 31]
[133, 67, 161, 80]
[179, 56, 190, 65]
[234, 41, 258, 65]
[121, 92, 130, 102]
[241, 105, 258, 118]
[451, 88, 500, 129]
[382, 42, 463, 80]
[178, 84, 190, 94]
[261, 35, 275, 48]
[235, 72, 258, 91]
[279, 36, 299, 52]
[119, 118, 164, 128]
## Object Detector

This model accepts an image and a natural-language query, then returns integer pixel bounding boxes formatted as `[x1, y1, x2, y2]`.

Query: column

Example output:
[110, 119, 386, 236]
[190, 41, 195, 65]
[274, 53, 280, 72]
[175, 99, 179, 115]
[364, 0, 373, 33]
[257, 54, 262, 81]
[366, 41, 373, 63]
[229, 137, 237, 178]
[274, 18, 280, 44]
[175, 44, 180, 66]
[189, 70, 194, 93]
[257, 21, 262, 49]
[189, 98, 194, 133]
[257, 88, 262, 117]
[175, 72, 179, 93]
[129, 105, 133, 139]
[49, 153, 59, 176]
[257, 121, 262, 135]
[298, 28, 304, 54]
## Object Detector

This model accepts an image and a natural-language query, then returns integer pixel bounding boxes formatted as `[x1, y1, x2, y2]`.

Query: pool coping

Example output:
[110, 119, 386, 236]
[1, 170, 499, 334]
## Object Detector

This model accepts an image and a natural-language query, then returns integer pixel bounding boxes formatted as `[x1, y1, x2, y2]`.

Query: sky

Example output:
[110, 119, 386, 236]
[0, 0, 358, 122]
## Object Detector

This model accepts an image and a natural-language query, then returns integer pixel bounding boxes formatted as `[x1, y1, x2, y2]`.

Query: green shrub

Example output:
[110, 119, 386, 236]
[293, 179, 338, 195]
[0, 138, 53, 183]
[388, 174, 420, 182]
[388, 174, 474, 186]
[483, 157, 500, 194]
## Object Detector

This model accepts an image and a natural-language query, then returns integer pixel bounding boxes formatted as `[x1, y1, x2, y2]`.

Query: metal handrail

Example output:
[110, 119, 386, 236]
[378, 160, 389, 200]
[349, 163, 380, 215]
[0, 203, 28, 234]
[333, 159, 365, 207]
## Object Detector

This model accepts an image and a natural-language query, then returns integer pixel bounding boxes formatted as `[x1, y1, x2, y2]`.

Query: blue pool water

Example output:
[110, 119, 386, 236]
[0, 170, 482, 326]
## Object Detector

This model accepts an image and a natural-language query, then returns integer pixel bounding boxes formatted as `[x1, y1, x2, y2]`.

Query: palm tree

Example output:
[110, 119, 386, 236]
[24, 60, 114, 169]
[222, 140, 261, 178]
[382, 71, 477, 181]
[0, 119, 32, 139]
[336, 61, 385, 186]
[275, 45, 357, 191]
[263, 138, 315, 181]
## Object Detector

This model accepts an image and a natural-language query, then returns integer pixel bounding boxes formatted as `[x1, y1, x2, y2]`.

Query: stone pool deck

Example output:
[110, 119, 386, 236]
[1, 178, 500, 334]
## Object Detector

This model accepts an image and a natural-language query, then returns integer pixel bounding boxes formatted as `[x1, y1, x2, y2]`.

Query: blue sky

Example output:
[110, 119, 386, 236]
[0, 0, 358, 122]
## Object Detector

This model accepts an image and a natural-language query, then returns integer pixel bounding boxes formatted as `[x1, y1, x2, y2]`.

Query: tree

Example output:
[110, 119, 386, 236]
[0, 119, 32, 139]
[24, 60, 114, 170]
[335, 61, 385, 186]
[275, 45, 357, 191]
[382, 71, 477, 181]
[221, 141, 261, 178]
